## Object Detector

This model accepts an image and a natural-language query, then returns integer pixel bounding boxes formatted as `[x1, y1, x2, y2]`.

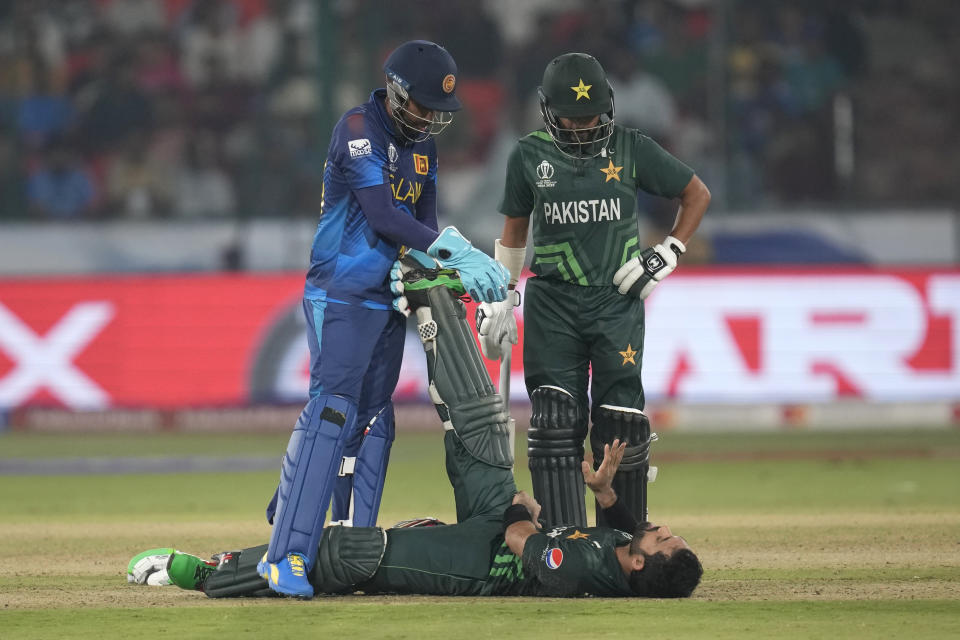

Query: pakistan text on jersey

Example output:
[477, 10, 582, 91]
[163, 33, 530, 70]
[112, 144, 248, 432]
[544, 198, 622, 224]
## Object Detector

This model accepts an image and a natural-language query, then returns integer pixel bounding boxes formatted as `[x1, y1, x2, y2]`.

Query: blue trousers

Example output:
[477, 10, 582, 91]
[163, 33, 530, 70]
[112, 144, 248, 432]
[265, 298, 404, 531]
[303, 298, 405, 406]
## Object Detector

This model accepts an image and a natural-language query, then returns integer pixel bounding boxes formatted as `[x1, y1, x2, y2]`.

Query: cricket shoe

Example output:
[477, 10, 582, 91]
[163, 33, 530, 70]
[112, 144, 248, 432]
[257, 552, 314, 599]
[127, 548, 174, 586]
[401, 267, 467, 311]
[165, 550, 219, 591]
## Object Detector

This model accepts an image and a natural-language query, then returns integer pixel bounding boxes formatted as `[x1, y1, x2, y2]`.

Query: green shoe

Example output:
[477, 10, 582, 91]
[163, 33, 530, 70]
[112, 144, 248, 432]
[127, 548, 174, 585]
[166, 550, 219, 591]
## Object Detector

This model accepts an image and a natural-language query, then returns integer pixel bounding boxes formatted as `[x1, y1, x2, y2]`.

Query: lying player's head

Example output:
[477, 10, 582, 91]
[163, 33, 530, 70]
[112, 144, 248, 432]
[383, 40, 462, 142]
[628, 523, 702, 598]
[538, 52, 615, 158]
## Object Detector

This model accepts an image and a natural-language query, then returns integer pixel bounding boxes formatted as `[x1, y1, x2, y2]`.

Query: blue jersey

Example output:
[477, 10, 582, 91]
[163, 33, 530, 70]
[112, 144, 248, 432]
[305, 89, 439, 307]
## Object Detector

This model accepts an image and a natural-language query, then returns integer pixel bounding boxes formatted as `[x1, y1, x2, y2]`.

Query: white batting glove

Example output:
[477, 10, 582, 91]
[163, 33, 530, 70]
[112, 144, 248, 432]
[612, 236, 686, 300]
[475, 289, 520, 360]
[129, 552, 172, 586]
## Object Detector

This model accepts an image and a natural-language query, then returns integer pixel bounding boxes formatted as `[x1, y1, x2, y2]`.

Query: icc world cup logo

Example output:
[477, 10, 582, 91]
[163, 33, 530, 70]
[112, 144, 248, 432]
[536, 160, 555, 180]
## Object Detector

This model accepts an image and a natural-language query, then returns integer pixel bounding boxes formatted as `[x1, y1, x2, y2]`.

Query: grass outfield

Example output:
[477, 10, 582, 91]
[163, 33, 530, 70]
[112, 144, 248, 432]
[1, 428, 959, 639]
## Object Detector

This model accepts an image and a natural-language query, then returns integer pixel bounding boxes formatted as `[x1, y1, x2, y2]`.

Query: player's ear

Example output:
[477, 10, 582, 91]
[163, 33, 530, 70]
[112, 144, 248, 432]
[631, 554, 645, 571]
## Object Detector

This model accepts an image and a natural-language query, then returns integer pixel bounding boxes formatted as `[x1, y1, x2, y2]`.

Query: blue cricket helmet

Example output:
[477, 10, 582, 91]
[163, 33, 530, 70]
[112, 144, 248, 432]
[384, 40, 462, 112]
[383, 40, 460, 142]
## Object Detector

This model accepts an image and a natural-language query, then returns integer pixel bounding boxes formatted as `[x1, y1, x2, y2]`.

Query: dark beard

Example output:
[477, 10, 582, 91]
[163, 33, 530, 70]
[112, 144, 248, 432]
[629, 522, 656, 555]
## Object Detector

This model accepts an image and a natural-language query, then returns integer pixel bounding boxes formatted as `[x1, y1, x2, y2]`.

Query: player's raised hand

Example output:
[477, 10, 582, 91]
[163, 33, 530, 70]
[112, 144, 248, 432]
[582, 439, 626, 508]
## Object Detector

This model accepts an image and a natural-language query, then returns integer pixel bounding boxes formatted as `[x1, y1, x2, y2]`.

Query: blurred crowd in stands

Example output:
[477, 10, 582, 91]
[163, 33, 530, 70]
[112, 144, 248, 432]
[0, 0, 956, 221]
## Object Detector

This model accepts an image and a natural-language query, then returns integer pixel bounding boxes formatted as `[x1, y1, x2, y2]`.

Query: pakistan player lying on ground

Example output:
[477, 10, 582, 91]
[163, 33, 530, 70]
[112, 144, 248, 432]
[127, 267, 702, 598]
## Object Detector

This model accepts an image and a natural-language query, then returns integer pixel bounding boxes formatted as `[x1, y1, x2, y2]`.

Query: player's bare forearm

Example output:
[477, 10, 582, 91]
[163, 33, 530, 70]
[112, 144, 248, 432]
[501, 216, 529, 249]
[593, 487, 617, 508]
[669, 174, 711, 244]
[505, 520, 539, 556]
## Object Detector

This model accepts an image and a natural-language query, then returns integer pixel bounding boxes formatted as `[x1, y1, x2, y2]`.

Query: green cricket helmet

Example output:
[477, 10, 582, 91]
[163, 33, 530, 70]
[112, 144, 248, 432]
[538, 53, 616, 158]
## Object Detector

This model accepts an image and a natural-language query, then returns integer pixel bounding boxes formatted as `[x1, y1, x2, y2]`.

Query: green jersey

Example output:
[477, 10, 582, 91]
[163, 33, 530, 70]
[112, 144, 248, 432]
[499, 126, 694, 286]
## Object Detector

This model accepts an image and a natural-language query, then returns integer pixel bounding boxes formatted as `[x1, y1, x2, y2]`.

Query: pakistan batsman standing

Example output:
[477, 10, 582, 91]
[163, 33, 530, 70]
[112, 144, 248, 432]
[477, 53, 711, 529]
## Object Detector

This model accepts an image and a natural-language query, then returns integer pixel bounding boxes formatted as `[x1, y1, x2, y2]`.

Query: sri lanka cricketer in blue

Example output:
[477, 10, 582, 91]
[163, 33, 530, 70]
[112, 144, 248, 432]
[260, 40, 509, 597]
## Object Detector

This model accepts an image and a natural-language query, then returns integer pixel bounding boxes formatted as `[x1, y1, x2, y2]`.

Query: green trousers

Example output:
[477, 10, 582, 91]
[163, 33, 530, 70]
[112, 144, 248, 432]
[359, 430, 516, 596]
[522, 277, 646, 416]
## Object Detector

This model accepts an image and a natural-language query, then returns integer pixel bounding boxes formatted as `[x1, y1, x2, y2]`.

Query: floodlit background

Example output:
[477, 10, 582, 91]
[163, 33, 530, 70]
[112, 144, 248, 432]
[0, 0, 957, 431]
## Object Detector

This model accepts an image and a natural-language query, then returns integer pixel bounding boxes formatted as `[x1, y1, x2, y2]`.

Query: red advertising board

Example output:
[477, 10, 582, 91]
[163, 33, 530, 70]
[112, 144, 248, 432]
[0, 268, 957, 410]
[0, 274, 303, 409]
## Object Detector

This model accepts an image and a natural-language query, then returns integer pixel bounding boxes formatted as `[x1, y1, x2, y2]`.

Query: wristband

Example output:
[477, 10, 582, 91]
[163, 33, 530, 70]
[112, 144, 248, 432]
[494, 239, 526, 287]
[503, 503, 534, 531]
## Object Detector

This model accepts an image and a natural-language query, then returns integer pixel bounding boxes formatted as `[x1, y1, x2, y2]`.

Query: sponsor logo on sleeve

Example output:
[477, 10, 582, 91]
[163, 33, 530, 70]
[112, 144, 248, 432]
[348, 138, 372, 158]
